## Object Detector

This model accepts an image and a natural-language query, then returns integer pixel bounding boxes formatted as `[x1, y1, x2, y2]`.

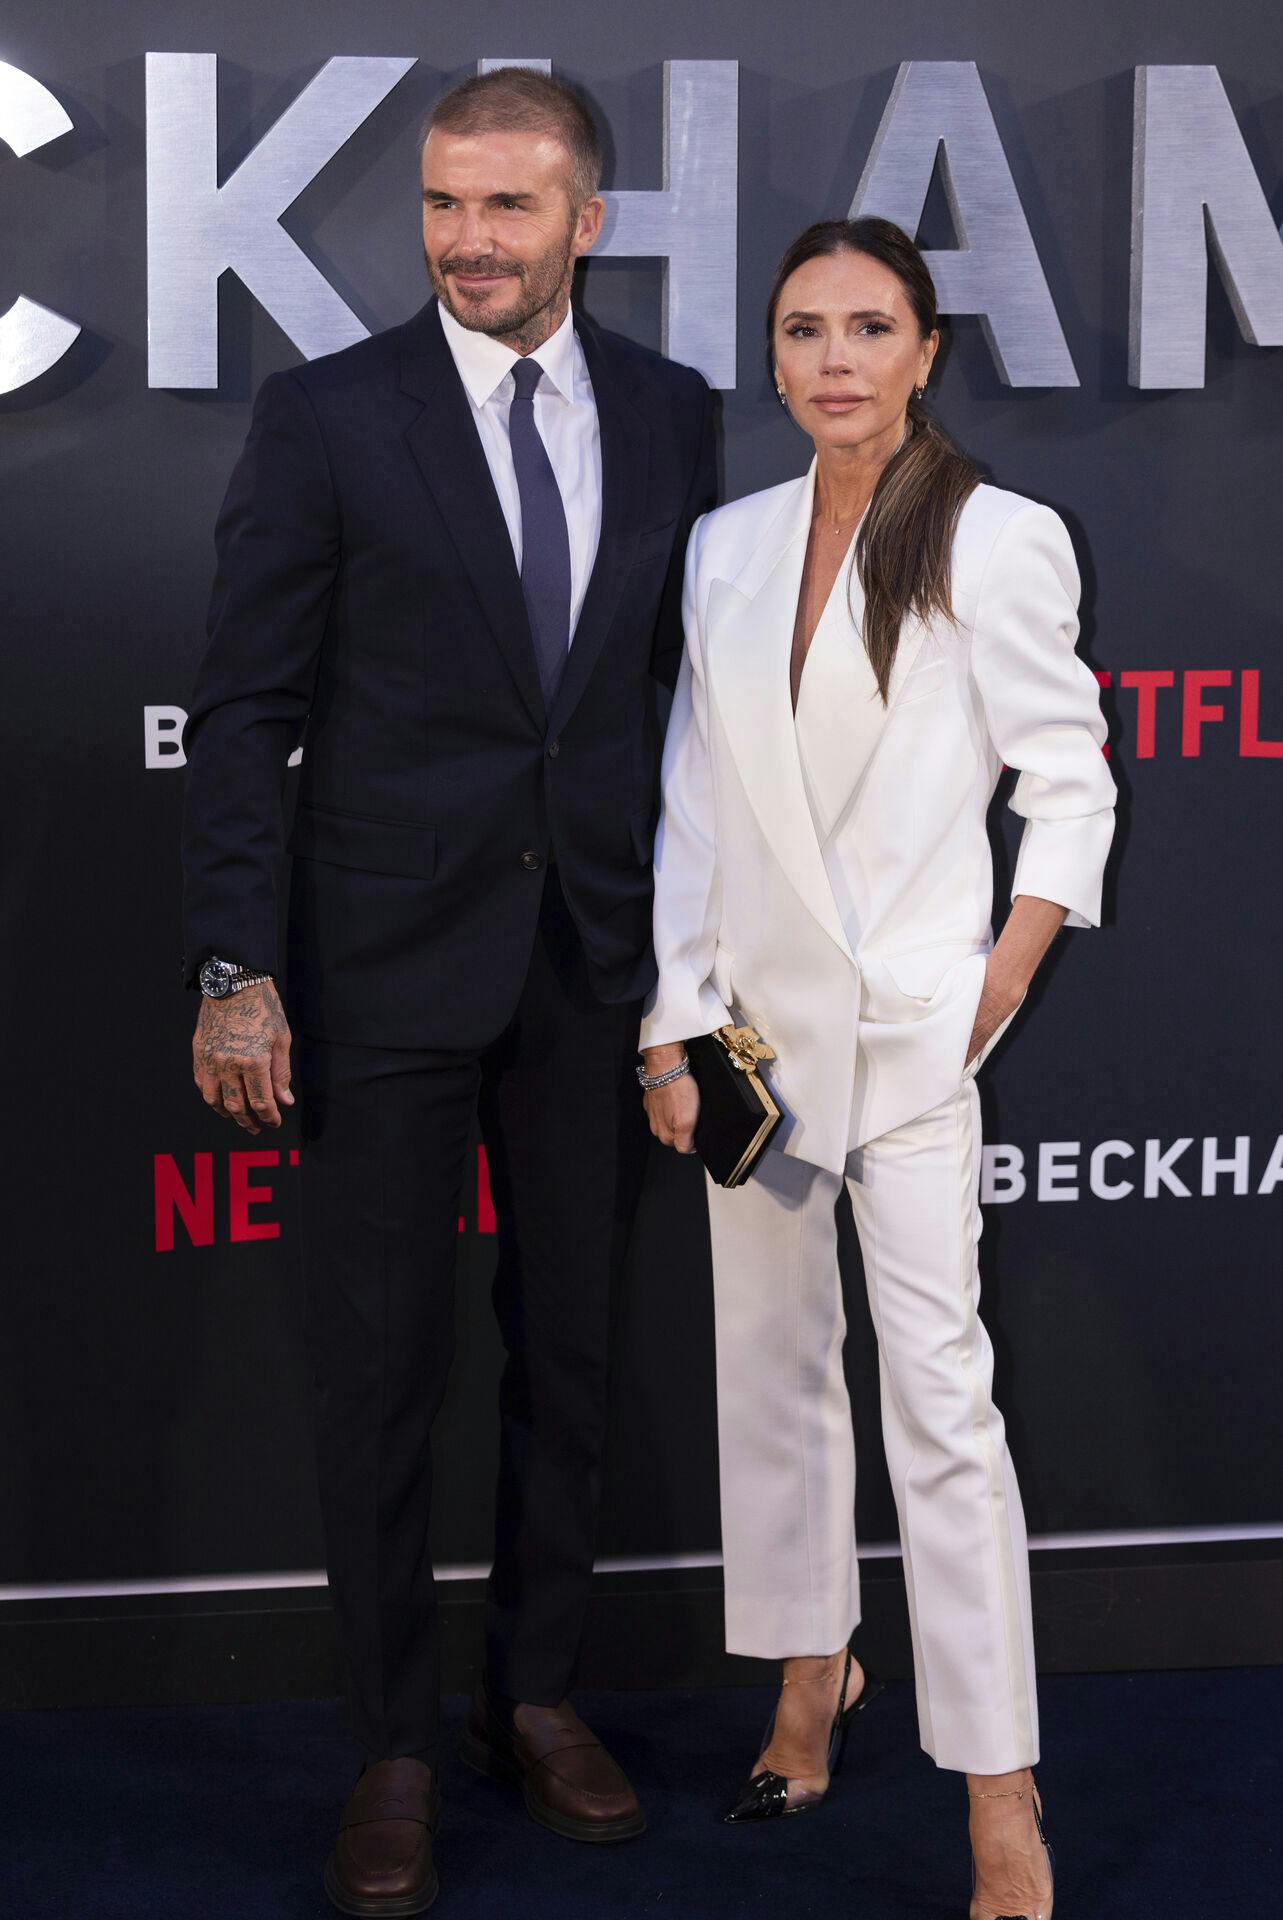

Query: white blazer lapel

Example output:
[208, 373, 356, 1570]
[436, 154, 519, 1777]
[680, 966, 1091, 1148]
[793, 550, 931, 846]
[831, 610, 929, 850]
[704, 468, 855, 964]
[793, 555, 878, 839]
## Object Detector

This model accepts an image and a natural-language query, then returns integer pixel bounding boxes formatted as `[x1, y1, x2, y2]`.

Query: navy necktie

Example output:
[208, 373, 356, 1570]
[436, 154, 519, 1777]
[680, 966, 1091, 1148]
[508, 356, 572, 709]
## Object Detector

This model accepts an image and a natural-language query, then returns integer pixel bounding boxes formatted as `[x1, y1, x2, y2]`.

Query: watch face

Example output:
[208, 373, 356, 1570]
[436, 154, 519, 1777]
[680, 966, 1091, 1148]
[201, 959, 233, 997]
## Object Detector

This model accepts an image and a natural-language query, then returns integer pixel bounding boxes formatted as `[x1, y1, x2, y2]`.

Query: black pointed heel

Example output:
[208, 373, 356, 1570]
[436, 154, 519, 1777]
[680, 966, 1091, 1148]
[969, 1778, 1055, 1920]
[722, 1645, 884, 1824]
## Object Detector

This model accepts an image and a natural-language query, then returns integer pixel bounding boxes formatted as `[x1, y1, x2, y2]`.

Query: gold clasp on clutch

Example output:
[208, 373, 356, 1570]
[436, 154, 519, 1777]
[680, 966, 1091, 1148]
[716, 1024, 776, 1071]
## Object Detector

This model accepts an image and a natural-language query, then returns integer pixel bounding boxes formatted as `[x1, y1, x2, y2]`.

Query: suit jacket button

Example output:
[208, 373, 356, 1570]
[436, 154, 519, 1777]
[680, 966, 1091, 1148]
[520, 850, 543, 871]
[547, 739, 560, 758]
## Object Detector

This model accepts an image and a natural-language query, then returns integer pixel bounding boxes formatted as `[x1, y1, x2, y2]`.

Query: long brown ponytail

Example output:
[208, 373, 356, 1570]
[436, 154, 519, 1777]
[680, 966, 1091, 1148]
[766, 217, 982, 702]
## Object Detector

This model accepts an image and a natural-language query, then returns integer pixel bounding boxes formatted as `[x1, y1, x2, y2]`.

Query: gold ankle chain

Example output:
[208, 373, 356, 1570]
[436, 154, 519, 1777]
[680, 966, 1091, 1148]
[781, 1660, 841, 1687]
[968, 1773, 1039, 1802]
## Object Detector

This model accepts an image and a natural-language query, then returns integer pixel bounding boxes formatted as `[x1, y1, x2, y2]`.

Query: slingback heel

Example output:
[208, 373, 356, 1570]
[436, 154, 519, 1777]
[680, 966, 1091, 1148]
[722, 1644, 884, 1824]
[968, 1778, 1055, 1920]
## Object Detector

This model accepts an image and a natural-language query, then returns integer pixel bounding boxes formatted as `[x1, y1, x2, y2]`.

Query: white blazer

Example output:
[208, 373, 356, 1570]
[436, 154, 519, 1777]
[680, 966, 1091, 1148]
[640, 461, 1117, 1175]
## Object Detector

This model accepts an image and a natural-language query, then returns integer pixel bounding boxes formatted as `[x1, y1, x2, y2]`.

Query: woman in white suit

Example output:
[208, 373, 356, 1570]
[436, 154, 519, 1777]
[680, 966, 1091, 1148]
[639, 218, 1114, 1919]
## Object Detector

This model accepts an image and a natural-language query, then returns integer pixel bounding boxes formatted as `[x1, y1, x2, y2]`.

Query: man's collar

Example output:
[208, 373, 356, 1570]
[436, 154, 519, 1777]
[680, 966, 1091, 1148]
[437, 299, 579, 408]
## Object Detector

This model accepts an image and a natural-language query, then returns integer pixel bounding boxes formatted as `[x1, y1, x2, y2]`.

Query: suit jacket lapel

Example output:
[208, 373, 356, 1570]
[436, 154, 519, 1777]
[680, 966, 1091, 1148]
[705, 468, 855, 963]
[547, 312, 649, 732]
[794, 557, 927, 842]
[399, 302, 546, 729]
[705, 463, 931, 961]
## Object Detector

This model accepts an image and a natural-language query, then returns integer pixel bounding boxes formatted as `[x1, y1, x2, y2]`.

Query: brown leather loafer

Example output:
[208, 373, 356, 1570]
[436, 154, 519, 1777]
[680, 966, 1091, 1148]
[460, 1681, 646, 1843]
[324, 1756, 441, 1916]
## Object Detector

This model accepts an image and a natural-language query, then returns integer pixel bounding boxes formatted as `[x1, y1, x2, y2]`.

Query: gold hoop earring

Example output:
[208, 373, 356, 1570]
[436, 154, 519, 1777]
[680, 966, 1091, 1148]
[914, 385, 926, 400]
[776, 383, 788, 406]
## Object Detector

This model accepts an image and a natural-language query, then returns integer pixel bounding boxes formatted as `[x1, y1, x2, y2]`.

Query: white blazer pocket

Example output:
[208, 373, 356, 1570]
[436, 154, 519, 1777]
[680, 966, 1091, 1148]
[894, 657, 949, 708]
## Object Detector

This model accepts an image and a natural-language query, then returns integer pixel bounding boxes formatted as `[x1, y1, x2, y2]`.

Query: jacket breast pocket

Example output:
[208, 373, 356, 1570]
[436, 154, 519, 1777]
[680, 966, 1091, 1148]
[895, 658, 948, 708]
[630, 520, 678, 570]
[288, 802, 437, 880]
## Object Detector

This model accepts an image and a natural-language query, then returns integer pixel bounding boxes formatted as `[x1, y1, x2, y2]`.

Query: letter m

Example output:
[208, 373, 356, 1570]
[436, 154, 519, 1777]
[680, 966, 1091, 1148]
[1131, 66, 1283, 387]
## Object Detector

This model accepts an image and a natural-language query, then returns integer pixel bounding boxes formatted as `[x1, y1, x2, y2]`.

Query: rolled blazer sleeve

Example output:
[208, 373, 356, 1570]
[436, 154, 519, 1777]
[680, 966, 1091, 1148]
[969, 503, 1116, 929]
[180, 369, 341, 984]
[639, 515, 733, 1048]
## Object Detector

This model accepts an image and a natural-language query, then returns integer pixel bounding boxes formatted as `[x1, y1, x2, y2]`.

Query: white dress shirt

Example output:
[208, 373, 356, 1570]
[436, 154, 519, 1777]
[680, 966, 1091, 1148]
[438, 300, 603, 642]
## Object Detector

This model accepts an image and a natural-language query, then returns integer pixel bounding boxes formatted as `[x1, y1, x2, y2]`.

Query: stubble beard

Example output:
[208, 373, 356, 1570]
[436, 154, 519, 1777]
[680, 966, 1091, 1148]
[426, 221, 577, 354]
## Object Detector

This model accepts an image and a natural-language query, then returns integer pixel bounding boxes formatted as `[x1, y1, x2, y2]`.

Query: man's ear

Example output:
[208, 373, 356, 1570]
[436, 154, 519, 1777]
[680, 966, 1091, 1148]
[573, 195, 605, 260]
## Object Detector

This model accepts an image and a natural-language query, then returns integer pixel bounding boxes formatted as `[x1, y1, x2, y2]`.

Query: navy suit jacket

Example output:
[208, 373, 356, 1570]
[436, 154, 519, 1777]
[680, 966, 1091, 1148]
[181, 298, 717, 1048]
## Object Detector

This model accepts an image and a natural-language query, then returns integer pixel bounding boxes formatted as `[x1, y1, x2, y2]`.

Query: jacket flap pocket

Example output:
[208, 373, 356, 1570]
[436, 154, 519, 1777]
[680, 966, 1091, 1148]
[882, 942, 985, 1001]
[289, 803, 436, 880]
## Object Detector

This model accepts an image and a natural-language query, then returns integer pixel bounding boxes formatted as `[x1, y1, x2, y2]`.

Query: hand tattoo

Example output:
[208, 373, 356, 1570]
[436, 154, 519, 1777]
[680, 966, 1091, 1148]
[196, 980, 288, 1072]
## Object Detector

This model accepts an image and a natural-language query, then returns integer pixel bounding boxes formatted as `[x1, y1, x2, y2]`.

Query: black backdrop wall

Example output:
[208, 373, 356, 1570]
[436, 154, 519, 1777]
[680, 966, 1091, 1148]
[2, 2, 1281, 1701]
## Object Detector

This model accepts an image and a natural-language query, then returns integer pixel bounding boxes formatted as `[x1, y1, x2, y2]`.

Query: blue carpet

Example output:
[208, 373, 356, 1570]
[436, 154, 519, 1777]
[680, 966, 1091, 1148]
[3, 1671, 1280, 1916]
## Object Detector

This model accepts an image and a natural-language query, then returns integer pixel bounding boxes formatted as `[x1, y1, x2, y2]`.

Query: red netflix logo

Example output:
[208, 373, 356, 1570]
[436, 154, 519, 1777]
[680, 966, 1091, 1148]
[1095, 668, 1283, 759]
[154, 1146, 497, 1251]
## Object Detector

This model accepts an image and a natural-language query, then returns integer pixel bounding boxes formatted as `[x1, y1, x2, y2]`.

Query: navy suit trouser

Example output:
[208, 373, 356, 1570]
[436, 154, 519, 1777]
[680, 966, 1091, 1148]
[296, 870, 646, 1765]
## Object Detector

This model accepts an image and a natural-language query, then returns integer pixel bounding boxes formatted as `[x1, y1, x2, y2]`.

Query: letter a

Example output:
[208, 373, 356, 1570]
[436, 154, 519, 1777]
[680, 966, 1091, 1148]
[850, 62, 1076, 387]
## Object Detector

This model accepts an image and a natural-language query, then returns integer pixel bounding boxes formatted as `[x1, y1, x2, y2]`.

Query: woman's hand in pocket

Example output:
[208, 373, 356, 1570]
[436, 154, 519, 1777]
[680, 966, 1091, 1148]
[964, 959, 1024, 1070]
[965, 898, 1065, 1067]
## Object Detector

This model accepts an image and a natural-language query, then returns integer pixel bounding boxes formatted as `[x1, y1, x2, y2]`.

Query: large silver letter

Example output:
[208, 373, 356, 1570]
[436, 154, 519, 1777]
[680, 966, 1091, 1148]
[851, 61, 1076, 388]
[472, 59, 737, 387]
[599, 62, 738, 388]
[146, 53, 414, 388]
[0, 61, 80, 394]
[1130, 65, 1283, 388]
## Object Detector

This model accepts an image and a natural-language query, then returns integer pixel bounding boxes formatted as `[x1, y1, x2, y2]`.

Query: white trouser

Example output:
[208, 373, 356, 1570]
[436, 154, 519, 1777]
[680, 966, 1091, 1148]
[706, 1079, 1038, 1776]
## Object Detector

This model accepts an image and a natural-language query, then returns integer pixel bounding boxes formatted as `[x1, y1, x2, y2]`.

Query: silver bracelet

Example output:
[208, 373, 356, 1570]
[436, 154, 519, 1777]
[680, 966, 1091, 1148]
[636, 1055, 691, 1092]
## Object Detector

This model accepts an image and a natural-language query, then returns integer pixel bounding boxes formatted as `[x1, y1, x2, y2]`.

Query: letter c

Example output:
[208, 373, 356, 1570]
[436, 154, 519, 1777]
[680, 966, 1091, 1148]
[0, 61, 81, 394]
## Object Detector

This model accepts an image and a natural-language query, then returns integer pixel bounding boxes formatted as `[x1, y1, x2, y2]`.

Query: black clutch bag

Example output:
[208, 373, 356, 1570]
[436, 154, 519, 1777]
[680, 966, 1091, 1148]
[685, 1025, 782, 1188]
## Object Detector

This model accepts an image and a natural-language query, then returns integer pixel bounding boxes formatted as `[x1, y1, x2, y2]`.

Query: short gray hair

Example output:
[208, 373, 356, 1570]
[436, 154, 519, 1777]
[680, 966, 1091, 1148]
[422, 69, 602, 206]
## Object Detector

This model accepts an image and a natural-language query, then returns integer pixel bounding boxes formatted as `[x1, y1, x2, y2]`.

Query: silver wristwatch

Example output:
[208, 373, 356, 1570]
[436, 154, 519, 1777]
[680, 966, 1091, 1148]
[199, 957, 274, 999]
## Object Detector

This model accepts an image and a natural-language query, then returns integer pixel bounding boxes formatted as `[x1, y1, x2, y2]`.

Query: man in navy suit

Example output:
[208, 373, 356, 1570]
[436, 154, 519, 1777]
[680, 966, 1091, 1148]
[181, 68, 716, 1915]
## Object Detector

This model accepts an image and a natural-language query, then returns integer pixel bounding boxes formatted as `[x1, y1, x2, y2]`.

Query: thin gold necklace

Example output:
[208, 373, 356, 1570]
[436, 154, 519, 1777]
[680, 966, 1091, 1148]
[814, 501, 870, 536]
[813, 420, 910, 534]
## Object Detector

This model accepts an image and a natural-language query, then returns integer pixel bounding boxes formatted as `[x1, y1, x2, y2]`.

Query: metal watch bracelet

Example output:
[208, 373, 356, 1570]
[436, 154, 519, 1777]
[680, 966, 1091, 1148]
[199, 957, 274, 999]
